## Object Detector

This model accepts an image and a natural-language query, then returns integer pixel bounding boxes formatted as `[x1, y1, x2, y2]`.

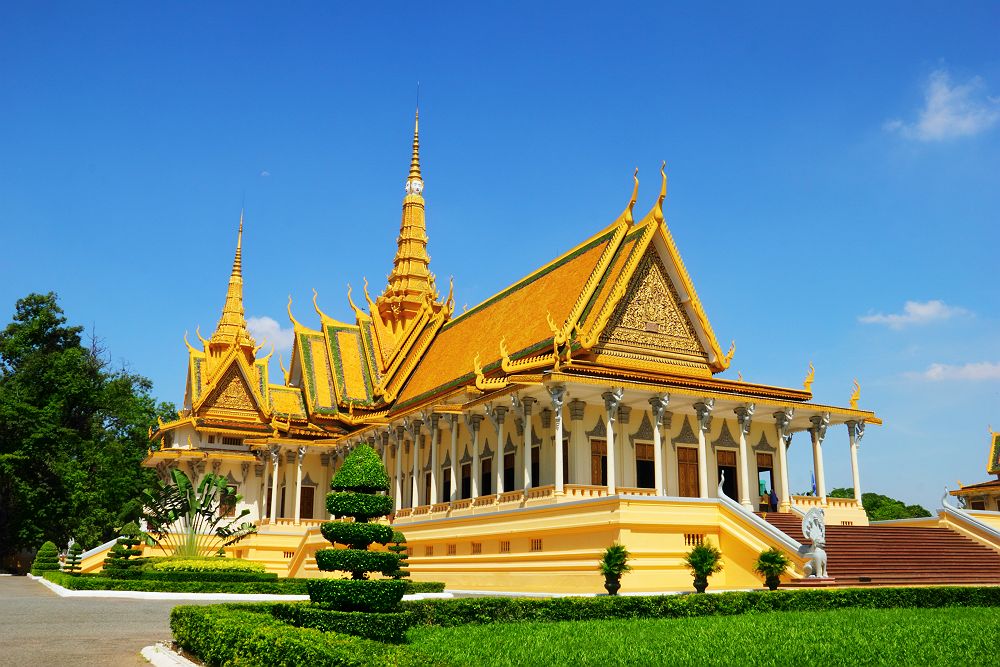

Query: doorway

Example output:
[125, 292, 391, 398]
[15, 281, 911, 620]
[299, 486, 315, 520]
[635, 443, 655, 489]
[757, 453, 775, 511]
[717, 450, 738, 500]
[677, 447, 699, 497]
[481, 458, 492, 495]
[504, 453, 515, 491]
[461, 463, 472, 499]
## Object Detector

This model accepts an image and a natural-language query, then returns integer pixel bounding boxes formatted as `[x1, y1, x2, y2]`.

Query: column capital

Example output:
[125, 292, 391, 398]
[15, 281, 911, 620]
[734, 403, 756, 435]
[269, 445, 281, 463]
[602, 388, 624, 418]
[809, 412, 831, 443]
[428, 413, 441, 429]
[648, 395, 669, 425]
[568, 398, 586, 421]
[694, 399, 714, 432]
[486, 404, 508, 426]
[773, 407, 795, 436]
[445, 413, 459, 429]
[320, 453, 331, 467]
[845, 419, 866, 445]
[296, 446, 306, 463]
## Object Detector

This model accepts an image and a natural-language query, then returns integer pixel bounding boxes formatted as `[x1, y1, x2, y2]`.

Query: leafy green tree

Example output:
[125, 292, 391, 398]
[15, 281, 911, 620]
[141, 468, 256, 557]
[103, 521, 145, 578]
[0, 292, 175, 567]
[830, 488, 932, 521]
[30, 541, 60, 575]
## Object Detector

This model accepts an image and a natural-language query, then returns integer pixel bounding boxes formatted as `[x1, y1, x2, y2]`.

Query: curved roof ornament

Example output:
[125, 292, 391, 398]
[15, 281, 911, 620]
[183, 330, 198, 354]
[287, 295, 305, 330]
[803, 362, 816, 392]
[195, 325, 210, 348]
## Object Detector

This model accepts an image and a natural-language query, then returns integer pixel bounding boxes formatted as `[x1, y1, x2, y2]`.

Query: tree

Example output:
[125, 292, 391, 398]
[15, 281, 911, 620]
[141, 468, 256, 557]
[102, 521, 145, 579]
[598, 542, 632, 595]
[0, 292, 174, 569]
[754, 547, 791, 591]
[29, 541, 60, 575]
[308, 443, 405, 612]
[387, 530, 409, 579]
[829, 488, 932, 522]
[684, 542, 723, 593]
[64, 541, 83, 574]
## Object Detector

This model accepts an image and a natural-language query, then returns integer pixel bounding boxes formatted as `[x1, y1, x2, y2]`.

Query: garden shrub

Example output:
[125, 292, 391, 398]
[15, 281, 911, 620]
[270, 603, 415, 643]
[314, 549, 400, 577]
[326, 492, 394, 521]
[388, 531, 409, 579]
[321, 522, 394, 550]
[140, 569, 278, 583]
[30, 541, 60, 575]
[170, 604, 426, 666]
[103, 522, 145, 579]
[307, 578, 408, 613]
[43, 570, 308, 594]
[404, 581, 445, 594]
[64, 542, 83, 574]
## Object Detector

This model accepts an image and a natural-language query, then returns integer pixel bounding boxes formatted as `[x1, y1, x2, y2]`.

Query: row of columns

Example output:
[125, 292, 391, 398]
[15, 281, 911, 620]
[373, 387, 866, 513]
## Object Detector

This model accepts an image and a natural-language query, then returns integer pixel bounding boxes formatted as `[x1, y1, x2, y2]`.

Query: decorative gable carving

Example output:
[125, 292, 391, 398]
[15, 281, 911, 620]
[599, 247, 707, 360]
[201, 364, 261, 420]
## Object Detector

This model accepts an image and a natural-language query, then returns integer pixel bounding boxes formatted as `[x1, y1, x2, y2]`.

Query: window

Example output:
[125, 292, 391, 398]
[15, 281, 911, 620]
[442, 468, 452, 501]
[531, 446, 540, 485]
[424, 545, 434, 556]
[471, 542, 482, 555]
[635, 442, 655, 489]
[423, 471, 432, 506]
[207, 435, 216, 444]
[222, 436, 242, 447]
[591, 440, 608, 486]
[480, 458, 492, 495]
[447, 544, 457, 556]
[221, 485, 238, 517]
[504, 453, 515, 491]
[530, 538, 543, 552]
[300, 486, 315, 520]
[499, 540, 511, 553]
[461, 463, 472, 499]
[971, 499, 987, 511]
[677, 447, 698, 497]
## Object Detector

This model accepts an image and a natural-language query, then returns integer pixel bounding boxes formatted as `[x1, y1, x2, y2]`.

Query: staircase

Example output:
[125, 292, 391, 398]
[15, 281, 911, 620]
[758, 512, 1000, 586]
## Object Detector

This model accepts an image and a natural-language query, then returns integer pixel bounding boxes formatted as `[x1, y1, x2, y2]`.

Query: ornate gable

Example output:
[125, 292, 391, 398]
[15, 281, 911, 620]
[198, 360, 267, 423]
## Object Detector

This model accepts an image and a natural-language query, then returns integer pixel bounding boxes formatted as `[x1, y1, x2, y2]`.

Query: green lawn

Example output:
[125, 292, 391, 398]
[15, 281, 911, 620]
[406, 606, 999, 666]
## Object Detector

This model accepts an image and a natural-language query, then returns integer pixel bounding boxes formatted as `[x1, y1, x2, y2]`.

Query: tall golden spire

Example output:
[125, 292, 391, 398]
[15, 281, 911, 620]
[210, 210, 256, 350]
[379, 109, 439, 326]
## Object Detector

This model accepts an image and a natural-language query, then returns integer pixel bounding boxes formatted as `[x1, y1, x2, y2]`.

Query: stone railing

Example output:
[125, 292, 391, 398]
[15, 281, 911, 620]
[261, 518, 326, 527]
[498, 490, 524, 504]
[618, 487, 658, 497]
[791, 495, 824, 509]
[564, 484, 609, 498]
[451, 499, 473, 510]
[825, 496, 859, 509]
[472, 496, 495, 508]
[431, 503, 451, 514]
[525, 485, 555, 500]
[412, 505, 430, 516]
[394, 508, 413, 519]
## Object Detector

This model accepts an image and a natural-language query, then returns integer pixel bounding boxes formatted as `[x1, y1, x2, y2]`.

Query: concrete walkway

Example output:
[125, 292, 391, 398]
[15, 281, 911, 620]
[0, 576, 181, 665]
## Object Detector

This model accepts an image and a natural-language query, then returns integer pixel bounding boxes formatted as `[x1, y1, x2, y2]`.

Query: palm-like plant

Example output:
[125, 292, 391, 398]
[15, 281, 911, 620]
[684, 542, 723, 593]
[754, 547, 791, 590]
[598, 542, 632, 595]
[141, 468, 256, 557]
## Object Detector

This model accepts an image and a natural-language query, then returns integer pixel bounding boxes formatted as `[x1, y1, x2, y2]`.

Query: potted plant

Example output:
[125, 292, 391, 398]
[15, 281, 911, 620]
[754, 547, 791, 590]
[684, 542, 723, 593]
[598, 542, 631, 595]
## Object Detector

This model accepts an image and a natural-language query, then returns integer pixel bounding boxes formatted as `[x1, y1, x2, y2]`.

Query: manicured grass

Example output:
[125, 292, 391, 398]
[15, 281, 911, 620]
[406, 606, 1000, 666]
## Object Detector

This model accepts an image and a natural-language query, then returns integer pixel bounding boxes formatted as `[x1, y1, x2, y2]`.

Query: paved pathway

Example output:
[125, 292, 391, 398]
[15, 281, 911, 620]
[0, 577, 181, 666]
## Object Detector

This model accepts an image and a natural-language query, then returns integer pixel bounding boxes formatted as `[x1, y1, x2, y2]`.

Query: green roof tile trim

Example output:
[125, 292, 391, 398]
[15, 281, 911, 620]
[326, 324, 376, 406]
[578, 226, 647, 325]
[192, 357, 204, 401]
[361, 321, 382, 384]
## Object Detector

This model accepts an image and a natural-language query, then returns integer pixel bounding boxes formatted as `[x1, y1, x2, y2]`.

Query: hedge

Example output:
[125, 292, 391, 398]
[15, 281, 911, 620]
[270, 603, 415, 643]
[30, 541, 60, 575]
[140, 570, 278, 583]
[321, 522, 395, 550]
[326, 492, 394, 522]
[404, 581, 446, 594]
[402, 586, 1000, 627]
[170, 605, 426, 666]
[144, 557, 267, 573]
[307, 579, 409, 612]
[43, 571, 308, 594]
[315, 549, 399, 577]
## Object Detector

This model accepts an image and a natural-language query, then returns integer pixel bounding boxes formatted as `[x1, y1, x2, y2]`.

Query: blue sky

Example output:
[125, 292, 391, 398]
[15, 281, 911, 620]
[1, 3, 998, 511]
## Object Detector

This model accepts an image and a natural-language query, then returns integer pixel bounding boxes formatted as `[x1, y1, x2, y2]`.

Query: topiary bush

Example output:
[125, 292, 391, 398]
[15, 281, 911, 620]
[144, 556, 266, 573]
[388, 530, 409, 579]
[307, 442, 408, 639]
[64, 541, 83, 574]
[103, 522, 144, 579]
[30, 541, 60, 575]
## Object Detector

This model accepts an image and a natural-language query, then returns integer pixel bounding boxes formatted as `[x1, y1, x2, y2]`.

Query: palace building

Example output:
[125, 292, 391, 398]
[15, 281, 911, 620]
[140, 112, 890, 592]
[951, 429, 1000, 511]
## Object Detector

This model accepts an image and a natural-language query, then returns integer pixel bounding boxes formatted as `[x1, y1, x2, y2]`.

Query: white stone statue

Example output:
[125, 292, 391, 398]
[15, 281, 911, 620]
[801, 507, 828, 578]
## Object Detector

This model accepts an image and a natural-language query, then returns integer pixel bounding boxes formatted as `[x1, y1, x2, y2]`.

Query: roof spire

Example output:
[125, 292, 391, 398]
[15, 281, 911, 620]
[405, 107, 423, 194]
[210, 210, 255, 349]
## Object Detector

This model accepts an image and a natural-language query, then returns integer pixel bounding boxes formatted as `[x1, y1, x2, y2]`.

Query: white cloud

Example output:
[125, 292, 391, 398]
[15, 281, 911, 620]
[858, 300, 968, 329]
[910, 362, 1000, 382]
[886, 68, 1000, 141]
[247, 316, 294, 356]
[259, 170, 271, 177]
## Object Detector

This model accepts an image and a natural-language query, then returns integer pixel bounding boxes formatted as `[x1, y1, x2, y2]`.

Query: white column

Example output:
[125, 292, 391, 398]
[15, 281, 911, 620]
[488, 406, 508, 496]
[407, 419, 422, 507]
[694, 400, 714, 498]
[847, 420, 865, 503]
[548, 385, 566, 494]
[469, 414, 483, 498]
[569, 399, 587, 485]
[450, 415, 460, 501]
[429, 415, 440, 505]
[735, 404, 755, 510]
[513, 396, 536, 492]
[774, 409, 794, 512]
[293, 446, 305, 524]
[649, 396, 668, 496]
[392, 427, 403, 511]
[260, 450, 271, 521]
[602, 389, 623, 494]
[809, 413, 830, 504]
[268, 446, 280, 522]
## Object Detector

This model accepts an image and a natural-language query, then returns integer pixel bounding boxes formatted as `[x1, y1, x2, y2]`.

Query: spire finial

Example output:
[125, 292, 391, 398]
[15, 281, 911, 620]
[209, 210, 255, 349]
[406, 107, 423, 191]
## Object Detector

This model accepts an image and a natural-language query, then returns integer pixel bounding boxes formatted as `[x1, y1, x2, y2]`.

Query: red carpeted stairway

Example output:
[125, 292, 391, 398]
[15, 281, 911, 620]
[757, 512, 1000, 586]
